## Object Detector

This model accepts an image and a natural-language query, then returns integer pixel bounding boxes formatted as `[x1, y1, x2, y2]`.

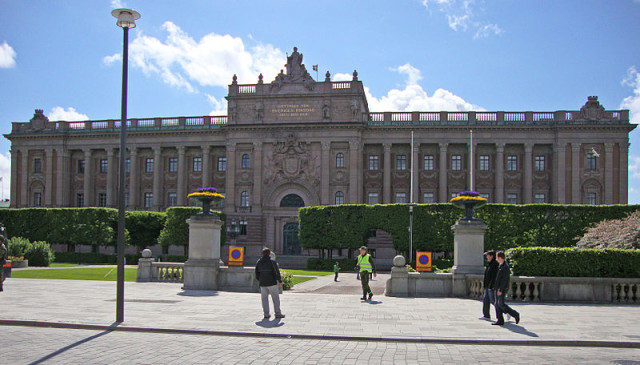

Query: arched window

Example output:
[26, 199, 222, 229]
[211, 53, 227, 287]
[280, 194, 305, 208]
[241, 154, 250, 169]
[335, 191, 344, 205]
[240, 191, 249, 207]
[336, 153, 344, 168]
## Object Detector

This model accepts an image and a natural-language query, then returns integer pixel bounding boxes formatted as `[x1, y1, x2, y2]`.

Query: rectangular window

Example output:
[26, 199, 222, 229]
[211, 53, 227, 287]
[367, 192, 379, 205]
[33, 192, 42, 207]
[507, 155, 518, 171]
[76, 193, 84, 207]
[506, 193, 518, 204]
[193, 157, 202, 172]
[368, 155, 380, 170]
[396, 155, 407, 171]
[535, 155, 545, 171]
[395, 192, 407, 203]
[479, 155, 490, 171]
[586, 192, 597, 205]
[77, 160, 85, 174]
[240, 191, 250, 207]
[144, 193, 153, 208]
[98, 193, 107, 207]
[451, 155, 462, 171]
[218, 157, 227, 172]
[534, 193, 546, 203]
[586, 153, 597, 170]
[167, 192, 177, 207]
[423, 155, 434, 171]
[145, 158, 154, 173]
[239, 220, 248, 235]
[125, 159, 130, 174]
[168, 158, 178, 173]
[423, 192, 435, 203]
[34, 158, 42, 173]
[336, 153, 345, 168]
[100, 159, 108, 174]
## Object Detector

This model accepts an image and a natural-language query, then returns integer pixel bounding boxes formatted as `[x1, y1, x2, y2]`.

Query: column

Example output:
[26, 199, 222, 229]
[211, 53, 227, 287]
[129, 148, 138, 208]
[383, 143, 392, 203]
[153, 147, 163, 210]
[10, 149, 18, 207]
[554, 142, 566, 204]
[524, 143, 533, 204]
[61, 150, 71, 206]
[176, 146, 186, 206]
[20, 149, 28, 207]
[106, 148, 116, 207]
[202, 145, 211, 188]
[320, 141, 330, 204]
[253, 142, 263, 210]
[571, 143, 581, 204]
[348, 141, 360, 203]
[438, 143, 448, 202]
[604, 143, 614, 204]
[225, 144, 236, 210]
[411, 143, 419, 203]
[495, 143, 505, 203]
[45, 148, 54, 206]
[83, 149, 92, 207]
[619, 141, 629, 204]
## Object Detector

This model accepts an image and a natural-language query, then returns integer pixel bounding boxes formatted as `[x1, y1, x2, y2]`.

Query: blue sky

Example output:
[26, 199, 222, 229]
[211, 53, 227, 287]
[1, 0, 640, 203]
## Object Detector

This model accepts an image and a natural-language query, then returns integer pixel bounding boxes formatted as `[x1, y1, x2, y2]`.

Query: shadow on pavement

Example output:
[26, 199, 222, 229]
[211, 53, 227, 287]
[366, 300, 383, 305]
[255, 318, 285, 328]
[503, 323, 539, 337]
[28, 322, 120, 365]
[177, 290, 220, 297]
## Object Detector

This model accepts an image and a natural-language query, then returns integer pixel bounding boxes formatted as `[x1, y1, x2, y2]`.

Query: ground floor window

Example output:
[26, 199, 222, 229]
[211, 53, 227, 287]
[586, 192, 597, 205]
[168, 192, 177, 207]
[76, 193, 84, 207]
[144, 192, 153, 208]
[283, 222, 301, 255]
[33, 192, 42, 207]
[98, 193, 107, 207]
[534, 193, 546, 203]
[368, 192, 379, 205]
[506, 193, 518, 204]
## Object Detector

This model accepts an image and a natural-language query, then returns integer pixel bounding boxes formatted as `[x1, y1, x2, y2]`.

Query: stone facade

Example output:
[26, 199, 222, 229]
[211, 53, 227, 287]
[4, 48, 636, 259]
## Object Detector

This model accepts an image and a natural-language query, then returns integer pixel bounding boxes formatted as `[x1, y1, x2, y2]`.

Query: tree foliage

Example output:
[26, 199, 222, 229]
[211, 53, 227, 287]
[576, 210, 640, 249]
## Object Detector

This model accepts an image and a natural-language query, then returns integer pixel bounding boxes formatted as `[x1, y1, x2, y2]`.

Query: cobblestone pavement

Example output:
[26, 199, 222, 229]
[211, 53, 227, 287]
[291, 272, 389, 295]
[2, 325, 639, 365]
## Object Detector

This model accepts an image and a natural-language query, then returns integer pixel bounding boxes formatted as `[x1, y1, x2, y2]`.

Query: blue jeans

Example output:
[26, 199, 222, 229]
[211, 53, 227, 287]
[482, 288, 496, 318]
[495, 291, 519, 323]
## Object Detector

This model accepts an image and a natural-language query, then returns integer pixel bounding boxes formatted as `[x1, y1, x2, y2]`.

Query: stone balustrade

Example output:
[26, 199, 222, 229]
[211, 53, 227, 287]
[612, 280, 639, 303]
[153, 262, 184, 283]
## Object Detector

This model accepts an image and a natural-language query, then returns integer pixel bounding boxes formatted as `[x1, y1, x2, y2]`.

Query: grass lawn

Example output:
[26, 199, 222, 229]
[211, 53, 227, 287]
[49, 263, 83, 268]
[281, 269, 333, 276]
[290, 276, 316, 286]
[11, 267, 138, 282]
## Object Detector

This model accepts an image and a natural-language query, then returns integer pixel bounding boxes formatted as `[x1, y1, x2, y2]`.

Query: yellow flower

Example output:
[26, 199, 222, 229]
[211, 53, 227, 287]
[450, 195, 487, 203]
[187, 192, 226, 199]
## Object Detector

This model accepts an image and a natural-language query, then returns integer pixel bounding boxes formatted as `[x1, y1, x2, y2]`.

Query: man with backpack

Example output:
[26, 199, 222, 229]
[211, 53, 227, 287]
[255, 247, 285, 319]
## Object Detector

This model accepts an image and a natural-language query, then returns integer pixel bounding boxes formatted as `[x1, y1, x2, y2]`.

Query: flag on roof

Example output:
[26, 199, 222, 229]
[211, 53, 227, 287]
[312, 65, 318, 71]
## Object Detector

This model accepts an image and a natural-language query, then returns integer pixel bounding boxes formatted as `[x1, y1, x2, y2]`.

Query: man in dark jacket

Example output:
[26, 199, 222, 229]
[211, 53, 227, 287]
[492, 251, 520, 326]
[481, 250, 498, 320]
[254, 248, 285, 319]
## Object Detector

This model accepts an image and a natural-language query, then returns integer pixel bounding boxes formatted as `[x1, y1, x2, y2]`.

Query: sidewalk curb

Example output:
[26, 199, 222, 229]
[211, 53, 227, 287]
[1, 319, 638, 349]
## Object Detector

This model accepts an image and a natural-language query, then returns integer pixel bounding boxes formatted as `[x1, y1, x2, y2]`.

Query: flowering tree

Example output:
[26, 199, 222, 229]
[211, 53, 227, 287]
[576, 210, 640, 250]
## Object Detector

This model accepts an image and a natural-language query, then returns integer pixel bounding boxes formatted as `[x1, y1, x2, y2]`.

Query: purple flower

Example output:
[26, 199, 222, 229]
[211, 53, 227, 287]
[195, 187, 218, 193]
[458, 190, 480, 197]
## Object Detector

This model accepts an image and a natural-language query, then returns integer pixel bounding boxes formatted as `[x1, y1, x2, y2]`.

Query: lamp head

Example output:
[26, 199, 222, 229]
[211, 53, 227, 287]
[111, 8, 140, 29]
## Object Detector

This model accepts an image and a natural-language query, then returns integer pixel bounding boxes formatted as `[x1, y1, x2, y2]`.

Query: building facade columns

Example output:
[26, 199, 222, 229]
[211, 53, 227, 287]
[225, 144, 236, 210]
[152, 147, 163, 210]
[619, 141, 629, 204]
[106, 148, 116, 207]
[45, 148, 54, 206]
[349, 140, 360, 203]
[604, 142, 614, 204]
[83, 149, 93, 207]
[411, 143, 419, 203]
[129, 148, 138, 208]
[252, 142, 263, 211]
[495, 143, 505, 203]
[320, 141, 330, 205]
[571, 143, 581, 204]
[383, 143, 392, 203]
[202, 145, 211, 189]
[554, 142, 567, 204]
[438, 143, 448, 202]
[524, 143, 533, 203]
[176, 146, 186, 206]
[10, 149, 18, 207]
[20, 149, 28, 207]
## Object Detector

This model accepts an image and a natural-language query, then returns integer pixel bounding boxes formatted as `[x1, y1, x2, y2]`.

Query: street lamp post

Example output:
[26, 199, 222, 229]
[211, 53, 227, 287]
[408, 203, 414, 264]
[111, 7, 140, 323]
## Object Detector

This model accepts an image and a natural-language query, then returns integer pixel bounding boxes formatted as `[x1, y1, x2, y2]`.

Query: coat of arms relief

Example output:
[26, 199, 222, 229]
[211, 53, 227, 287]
[263, 134, 320, 189]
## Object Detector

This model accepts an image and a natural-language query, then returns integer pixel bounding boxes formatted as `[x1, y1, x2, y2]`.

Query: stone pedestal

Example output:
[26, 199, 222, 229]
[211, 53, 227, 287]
[136, 249, 154, 282]
[183, 215, 223, 290]
[451, 219, 487, 296]
[388, 255, 410, 297]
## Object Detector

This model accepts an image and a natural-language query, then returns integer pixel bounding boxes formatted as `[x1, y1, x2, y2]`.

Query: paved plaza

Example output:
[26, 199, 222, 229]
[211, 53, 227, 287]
[0, 276, 639, 364]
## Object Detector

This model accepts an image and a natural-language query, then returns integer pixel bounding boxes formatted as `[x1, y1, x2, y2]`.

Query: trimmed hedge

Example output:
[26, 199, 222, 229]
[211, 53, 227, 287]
[125, 211, 167, 251]
[307, 258, 358, 271]
[299, 204, 640, 253]
[24, 240, 56, 267]
[507, 247, 640, 278]
[157, 207, 226, 251]
[54, 252, 141, 265]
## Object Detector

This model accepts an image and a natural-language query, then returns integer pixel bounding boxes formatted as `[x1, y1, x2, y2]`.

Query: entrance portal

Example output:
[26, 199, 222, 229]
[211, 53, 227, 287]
[283, 222, 301, 255]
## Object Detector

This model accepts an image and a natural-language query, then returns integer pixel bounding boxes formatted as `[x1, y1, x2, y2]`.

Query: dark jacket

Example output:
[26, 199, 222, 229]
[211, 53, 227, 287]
[494, 261, 511, 293]
[254, 256, 282, 287]
[483, 259, 499, 289]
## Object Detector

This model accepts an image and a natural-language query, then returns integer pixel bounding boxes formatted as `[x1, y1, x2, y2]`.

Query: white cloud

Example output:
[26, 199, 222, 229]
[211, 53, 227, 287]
[366, 63, 482, 112]
[0, 41, 17, 68]
[621, 66, 640, 124]
[332, 73, 352, 82]
[48, 107, 89, 121]
[629, 156, 640, 180]
[110, 0, 126, 9]
[103, 21, 286, 94]
[0, 152, 10, 201]
[422, 0, 502, 39]
[102, 53, 121, 66]
[206, 94, 227, 115]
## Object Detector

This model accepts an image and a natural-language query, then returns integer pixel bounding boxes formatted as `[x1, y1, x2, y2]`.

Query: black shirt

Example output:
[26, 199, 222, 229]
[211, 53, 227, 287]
[254, 256, 282, 287]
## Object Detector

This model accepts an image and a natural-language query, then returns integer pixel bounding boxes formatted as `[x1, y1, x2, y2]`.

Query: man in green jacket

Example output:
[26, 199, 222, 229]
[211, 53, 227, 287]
[357, 246, 376, 301]
[333, 262, 340, 282]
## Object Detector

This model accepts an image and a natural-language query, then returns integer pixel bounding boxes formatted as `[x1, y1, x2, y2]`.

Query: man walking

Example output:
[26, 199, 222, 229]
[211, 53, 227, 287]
[357, 246, 376, 301]
[0, 227, 7, 292]
[333, 262, 340, 282]
[255, 248, 285, 319]
[482, 250, 498, 320]
[492, 251, 520, 326]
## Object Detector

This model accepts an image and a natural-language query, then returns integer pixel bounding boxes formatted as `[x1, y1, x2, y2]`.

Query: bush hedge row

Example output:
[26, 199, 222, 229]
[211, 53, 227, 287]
[299, 204, 640, 253]
[7, 237, 55, 266]
[506, 247, 640, 278]
[157, 207, 226, 250]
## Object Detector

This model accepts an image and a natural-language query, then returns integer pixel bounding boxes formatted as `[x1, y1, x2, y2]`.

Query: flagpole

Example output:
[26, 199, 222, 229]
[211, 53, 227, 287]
[470, 129, 474, 191]
[409, 130, 414, 264]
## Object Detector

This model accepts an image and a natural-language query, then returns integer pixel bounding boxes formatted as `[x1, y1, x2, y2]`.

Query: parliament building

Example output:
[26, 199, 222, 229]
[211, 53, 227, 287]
[5, 47, 636, 260]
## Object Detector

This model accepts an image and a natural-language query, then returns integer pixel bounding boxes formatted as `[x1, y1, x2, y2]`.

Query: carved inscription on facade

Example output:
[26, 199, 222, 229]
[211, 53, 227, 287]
[271, 104, 316, 119]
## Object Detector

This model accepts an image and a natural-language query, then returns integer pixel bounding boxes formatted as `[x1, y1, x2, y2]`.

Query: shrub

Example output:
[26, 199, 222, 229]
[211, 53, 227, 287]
[576, 210, 640, 250]
[126, 211, 167, 251]
[507, 247, 640, 278]
[307, 258, 358, 271]
[281, 271, 294, 290]
[157, 207, 226, 253]
[7, 237, 32, 257]
[24, 241, 55, 267]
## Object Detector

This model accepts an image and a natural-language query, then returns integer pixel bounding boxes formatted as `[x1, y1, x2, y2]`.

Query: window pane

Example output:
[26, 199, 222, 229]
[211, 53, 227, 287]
[451, 155, 462, 171]
[395, 192, 406, 203]
[241, 191, 249, 207]
[218, 157, 227, 172]
[34, 159, 42, 173]
[335, 191, 344, 205]
[534, 193, 545, 203]
[423, 155, 434, 170]
[241, 154, 250, 169]
[145, 158, 154, 173]
[423, 192, 434, 203]
[479, 155, 489, 171]
[507, 156, 518, 171]
[144, 193, 153, 208]
[368, 155, 379, 170]
[168, 192, 177, 207]
[506, 193, 518, 204]
[78, 160, 85, 174]
[535, 156, 545, 171]
[396, 155, 407, 170]
[368, 192, 379, 204]
[336, 153, 344, 168]
[193, 157, 202, 172]
[100, 159, 108, 173]
[169, 158, 178, 173]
